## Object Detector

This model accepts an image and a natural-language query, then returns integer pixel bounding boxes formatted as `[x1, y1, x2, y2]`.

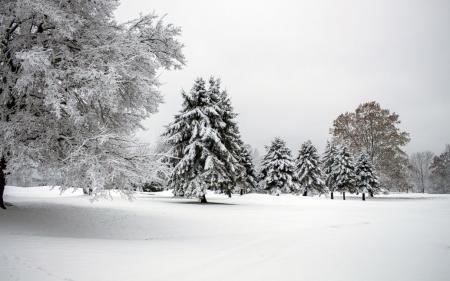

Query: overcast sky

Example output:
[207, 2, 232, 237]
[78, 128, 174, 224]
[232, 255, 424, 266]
[115, 0, 450, 155]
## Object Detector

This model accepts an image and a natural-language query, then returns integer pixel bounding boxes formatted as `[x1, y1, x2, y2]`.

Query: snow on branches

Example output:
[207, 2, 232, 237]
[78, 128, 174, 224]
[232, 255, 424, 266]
[0, 0, 185, 198]
[259, 138, 297, 195]
[355, 153, 379, 199]
[163, 78, 244, 202]
[295, 141, 327, 196]
[331, 145, 357, 199]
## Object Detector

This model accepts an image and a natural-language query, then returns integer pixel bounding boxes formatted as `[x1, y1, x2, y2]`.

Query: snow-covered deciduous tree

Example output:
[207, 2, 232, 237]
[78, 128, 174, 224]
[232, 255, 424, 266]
[134, 139, 174, 193]
[295, 141, 327, 196]
[163, 78, 242, 203]
[331, 145, 357, 200]
[0, 0, 185, 209]
[259, 138, 297, 195]
[355, 153, 379, 200]
[322, 141, 339, 199]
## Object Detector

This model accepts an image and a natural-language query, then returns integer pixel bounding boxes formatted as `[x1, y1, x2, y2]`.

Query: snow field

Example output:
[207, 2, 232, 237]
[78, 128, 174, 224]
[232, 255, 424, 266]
[1, 186, 450, 281]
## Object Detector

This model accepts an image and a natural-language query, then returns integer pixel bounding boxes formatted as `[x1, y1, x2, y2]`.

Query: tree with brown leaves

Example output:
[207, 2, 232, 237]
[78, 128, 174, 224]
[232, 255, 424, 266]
[331, 101, 411, 191]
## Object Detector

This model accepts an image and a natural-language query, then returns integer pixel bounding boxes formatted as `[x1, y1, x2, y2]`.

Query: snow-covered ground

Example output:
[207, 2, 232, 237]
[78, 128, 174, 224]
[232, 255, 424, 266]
[1, 186, 450, 281]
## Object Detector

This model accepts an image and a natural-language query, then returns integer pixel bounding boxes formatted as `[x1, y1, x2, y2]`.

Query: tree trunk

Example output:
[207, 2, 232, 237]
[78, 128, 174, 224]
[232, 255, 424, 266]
[369, 190, 374, 197]
[342, 192, 346, 200]
[240, 189, 244, 196]
[200, 194, 208, 203]
[0, 157, 7, 210]
[302, 190, 308, 196]
[362, 193, 366, 201]
[330, 191, 334, 200]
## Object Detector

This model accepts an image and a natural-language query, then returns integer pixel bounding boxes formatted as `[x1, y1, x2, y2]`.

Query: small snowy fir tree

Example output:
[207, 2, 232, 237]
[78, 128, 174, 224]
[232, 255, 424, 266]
[355, 153, 379, 200]
[331, 145, 357, 200]
[259, 138, 297, 195]
[239, 145, 259, 194]
[322, 141, 339, 199]
[163, 78, 241, 203]
[295, 141, 327, 196]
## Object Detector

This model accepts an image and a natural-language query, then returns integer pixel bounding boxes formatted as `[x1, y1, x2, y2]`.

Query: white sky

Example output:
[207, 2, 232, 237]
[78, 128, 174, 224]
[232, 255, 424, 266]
[115, 0, 450, 155]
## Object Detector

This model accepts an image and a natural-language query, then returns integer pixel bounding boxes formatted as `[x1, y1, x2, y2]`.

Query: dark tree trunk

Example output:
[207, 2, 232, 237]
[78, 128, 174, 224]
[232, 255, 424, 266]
[330, 191, 334, 200]
[200, 194, 208, 203]
[0, 157, 7, 210]
[240, 189, 244, 196]
[342, 192, 346, 200]
[362, 193, 366, 201]
[302, 190, 308, 196]
[369, 190, 374, 197]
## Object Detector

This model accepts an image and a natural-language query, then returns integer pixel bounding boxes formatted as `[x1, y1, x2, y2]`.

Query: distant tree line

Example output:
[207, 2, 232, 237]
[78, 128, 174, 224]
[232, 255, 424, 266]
[413, 146, 450, 194]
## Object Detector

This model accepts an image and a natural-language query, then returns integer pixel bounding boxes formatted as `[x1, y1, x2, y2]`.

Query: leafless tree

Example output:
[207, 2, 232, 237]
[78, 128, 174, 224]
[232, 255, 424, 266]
[410, 151, 434, 193]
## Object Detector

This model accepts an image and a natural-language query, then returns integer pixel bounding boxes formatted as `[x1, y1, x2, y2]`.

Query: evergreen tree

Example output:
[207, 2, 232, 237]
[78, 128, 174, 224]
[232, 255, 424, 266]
[163, 78, 241, 203]
[210, 78, 258, 195]
[355, 153, 379, 200]
[429, 145, 450, 194]
[322, 141, 339, 199]
[211, 78, 246, 194]
[331, 145, 357, 200]
[295, 141, 327, 196]
[239, 145, 259, 194]
[259, 138, 297, 195]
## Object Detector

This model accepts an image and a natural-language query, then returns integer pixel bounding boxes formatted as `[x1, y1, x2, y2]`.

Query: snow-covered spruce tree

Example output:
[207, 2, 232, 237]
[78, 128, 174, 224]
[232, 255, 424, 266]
[259, 138, 297, 195]
[239, 144, 259, 194]
[295, 141, 327, 196]
[211, 78, 257, 194]
[355, 153, 379, 200]
[322, 141, 339, 199]
[163, 78, 241, 203]
[331, 145, 357, 200]
[211, 78, 246, 195]
[0, 0, 185, 209]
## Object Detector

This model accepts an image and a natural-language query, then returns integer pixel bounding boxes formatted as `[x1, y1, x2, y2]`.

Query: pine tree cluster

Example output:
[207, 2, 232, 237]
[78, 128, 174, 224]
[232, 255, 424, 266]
[164, 77, 380, 202]
[322, 142, 379, 200]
